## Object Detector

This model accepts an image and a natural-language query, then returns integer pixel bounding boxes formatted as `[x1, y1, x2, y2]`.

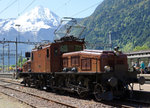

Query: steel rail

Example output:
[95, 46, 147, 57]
[0, 79, 77, 108]
[0, 78, 150, 107]
[0, 92, 36, 108]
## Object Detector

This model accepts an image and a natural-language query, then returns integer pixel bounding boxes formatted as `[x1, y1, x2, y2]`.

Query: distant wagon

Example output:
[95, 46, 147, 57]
[126, 50, 150, 73]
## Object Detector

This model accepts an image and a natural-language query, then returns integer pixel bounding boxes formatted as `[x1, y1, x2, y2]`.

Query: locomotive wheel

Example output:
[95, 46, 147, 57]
[49, 78, 57, 92]
[39, 81, 44, 89]
[25, 77, 31, 87]
[94, 84, 104, 101]
[27, 80, 31, 87]
[77, 88, 88, 98]
[77, 76, 89, 98]
[35, 80, 42, 89]
[65, 75, 76, 87]
[24, 82, 27, 86]
[77, 76, 89, 88]
[23, 78, 27, 86]
[57, 76, 66, 94]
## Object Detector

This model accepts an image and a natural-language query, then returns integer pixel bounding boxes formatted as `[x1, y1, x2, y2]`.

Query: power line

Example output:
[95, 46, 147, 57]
[71, 1, 101, 17]
[0, 0, 17, 15]
[0, 40, 41, 45]
[0, 53, 18, 56]
[19, 0, 36, 15]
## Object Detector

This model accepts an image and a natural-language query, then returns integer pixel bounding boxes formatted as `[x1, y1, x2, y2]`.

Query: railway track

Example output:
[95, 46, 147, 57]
[0, 79, 77, 108]
[0, 86, 77, 108]
[0, 73, 14, 78]
[0, 78, 150, 108]
[0, 91, 36, 108]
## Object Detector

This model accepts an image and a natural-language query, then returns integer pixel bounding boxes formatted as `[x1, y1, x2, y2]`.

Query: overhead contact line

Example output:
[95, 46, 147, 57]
[0, 0, 17, 15]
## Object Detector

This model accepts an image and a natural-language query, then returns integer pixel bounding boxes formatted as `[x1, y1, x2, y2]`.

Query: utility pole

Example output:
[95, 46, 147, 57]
[109, 31, 112, 51]
[2, 39, 4, 73]
[8, 43, 10, 72]
[20, 51, 22, 68]
[15, 24, 20, 74]
[15, 37, 18, 73]
[15, 24, 20, 42]
[0, 39, 41, 73]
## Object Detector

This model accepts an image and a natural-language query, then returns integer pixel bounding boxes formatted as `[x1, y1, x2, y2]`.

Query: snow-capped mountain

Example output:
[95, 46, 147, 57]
[0, 6, 60, 65]
[0, 6, 60, 42]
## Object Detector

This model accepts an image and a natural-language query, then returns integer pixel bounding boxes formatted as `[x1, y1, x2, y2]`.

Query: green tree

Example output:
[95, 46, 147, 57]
[133, 44, 149, 51]
[75, 0, 150, 51]
[17, 56, 27, 67]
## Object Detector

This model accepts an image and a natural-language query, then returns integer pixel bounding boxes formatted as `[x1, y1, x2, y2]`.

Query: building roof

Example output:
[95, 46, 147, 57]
[126, 50, 150, 58]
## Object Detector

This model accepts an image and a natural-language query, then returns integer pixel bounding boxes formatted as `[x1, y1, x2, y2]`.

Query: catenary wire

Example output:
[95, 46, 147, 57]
[71, 1, 101, 17]
[0, 0, 17, 15]
[19, 0, 36, 15]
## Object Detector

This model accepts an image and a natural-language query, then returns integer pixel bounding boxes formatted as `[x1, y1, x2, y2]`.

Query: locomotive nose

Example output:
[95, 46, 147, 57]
[108, 77, 118, 87]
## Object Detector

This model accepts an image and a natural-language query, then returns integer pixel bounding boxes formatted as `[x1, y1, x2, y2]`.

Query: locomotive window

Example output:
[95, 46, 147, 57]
[54, 48, 58, 56]
[63, 58, 68, 67]
[31, 53, 34, 61]
[69, 45, 74, 51]
[60, 45, 68, 53]
[75, 45, 82, 51]
[25, 52, 30, 58]
[71, 56, 80, 66]
[81, 58, 91, 71]
[47, 49, 49, 58]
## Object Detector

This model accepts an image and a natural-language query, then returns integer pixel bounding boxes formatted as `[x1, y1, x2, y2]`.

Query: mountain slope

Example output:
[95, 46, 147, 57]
[79, 0, 150, 51]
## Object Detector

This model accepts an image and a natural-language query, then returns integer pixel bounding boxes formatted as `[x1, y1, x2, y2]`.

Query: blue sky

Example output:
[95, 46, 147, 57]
[0, 0, 103, 19]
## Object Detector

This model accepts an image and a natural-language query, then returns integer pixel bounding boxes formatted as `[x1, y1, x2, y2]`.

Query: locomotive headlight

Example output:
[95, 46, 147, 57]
[115, 52, 120, 56]
[71, 67, 78, 72]
[104, 66, 111, 72]
[108, 77, 118, 87]
[63, 68, 69, 72]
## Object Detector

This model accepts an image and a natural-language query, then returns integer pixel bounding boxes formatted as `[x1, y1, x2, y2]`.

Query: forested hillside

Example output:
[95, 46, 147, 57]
[79, 0, 150, 52]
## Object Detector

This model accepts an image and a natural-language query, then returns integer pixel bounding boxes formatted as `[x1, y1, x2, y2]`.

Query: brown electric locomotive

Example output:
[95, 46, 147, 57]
[19, 17, 145, 101]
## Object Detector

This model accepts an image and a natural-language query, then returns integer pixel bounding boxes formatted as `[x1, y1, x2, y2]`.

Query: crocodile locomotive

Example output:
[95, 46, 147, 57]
[20, 18, 145, 101]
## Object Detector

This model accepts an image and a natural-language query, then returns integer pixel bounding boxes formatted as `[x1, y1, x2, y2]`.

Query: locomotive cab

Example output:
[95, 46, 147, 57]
[30, 17, 86, 73]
